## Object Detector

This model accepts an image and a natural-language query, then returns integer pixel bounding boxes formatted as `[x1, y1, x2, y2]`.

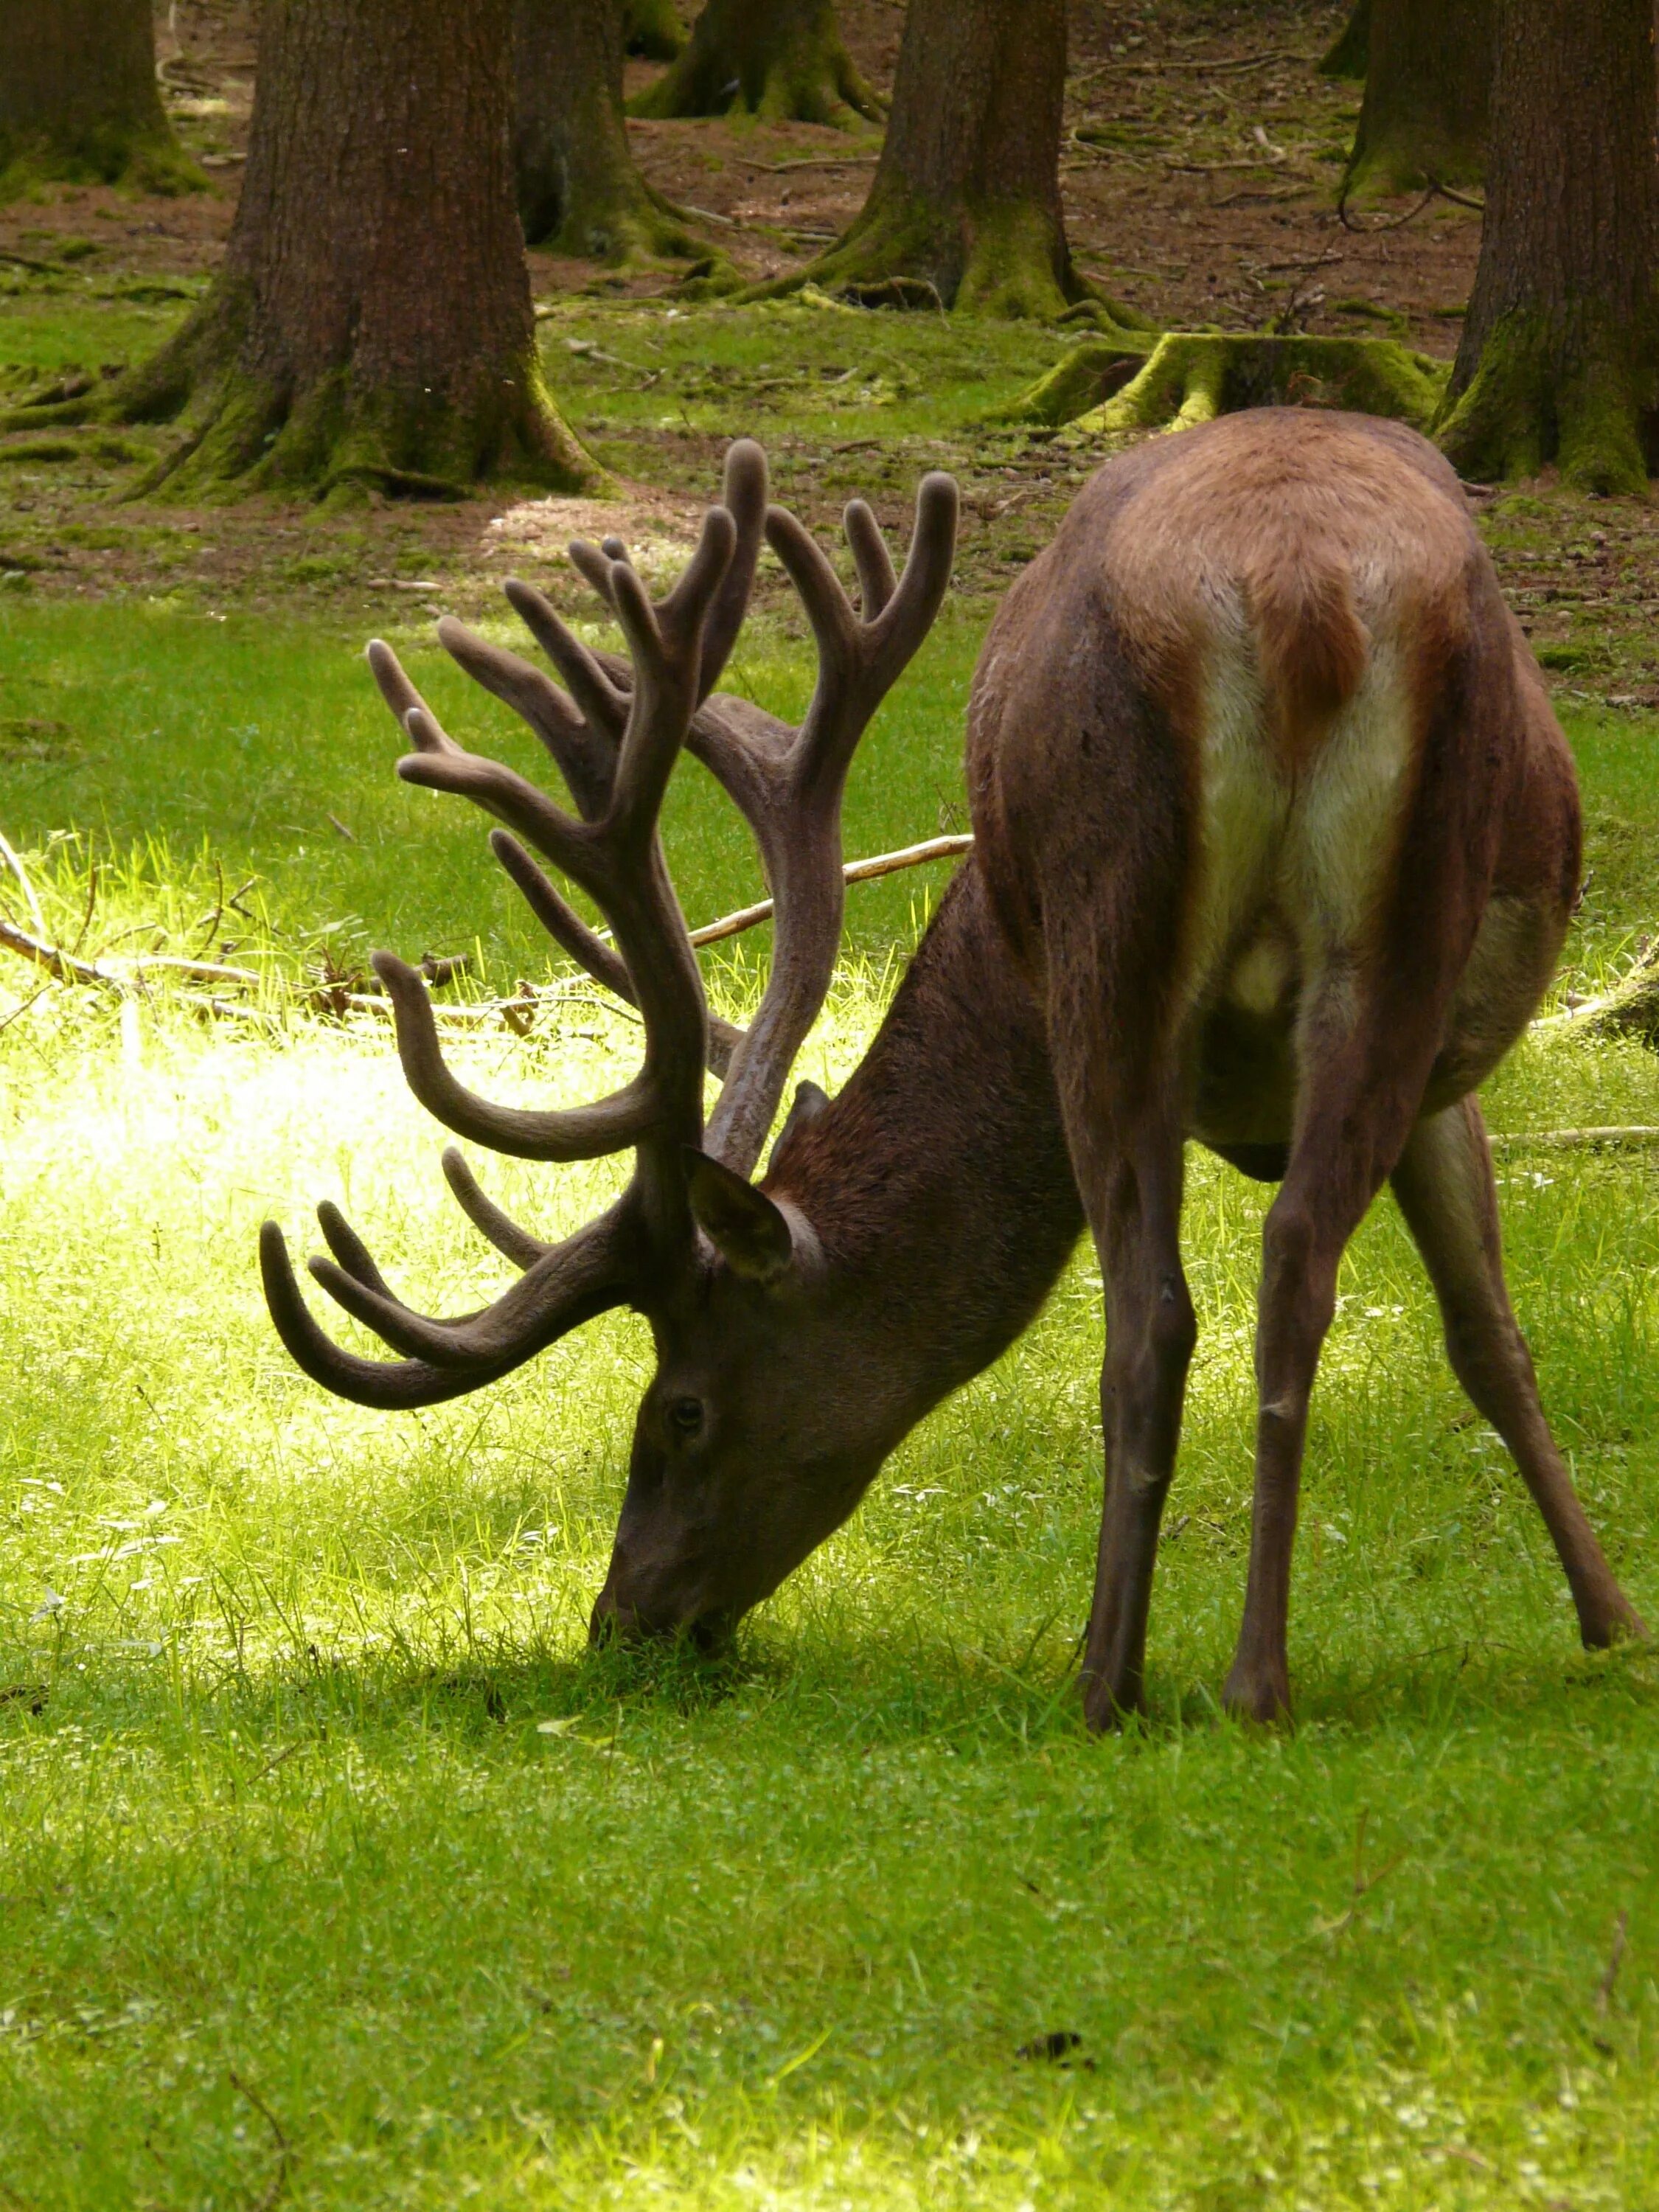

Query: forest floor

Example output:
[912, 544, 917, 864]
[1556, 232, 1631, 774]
[2, 0, 1659, 703]
[3, 7, 1659, 2211]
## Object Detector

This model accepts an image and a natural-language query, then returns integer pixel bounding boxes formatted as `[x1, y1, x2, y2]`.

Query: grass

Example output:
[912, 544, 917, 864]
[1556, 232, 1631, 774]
[3, 276, 1659, 2205]
[2, 607, 1658, 2207]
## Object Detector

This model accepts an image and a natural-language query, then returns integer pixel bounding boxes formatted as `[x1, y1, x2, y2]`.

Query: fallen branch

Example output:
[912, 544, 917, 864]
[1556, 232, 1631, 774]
[0, 835, 977, 1026]
[0, 915, 119, 990]
[1489, 1127, 1659, 1151]
[686, 834, 974, 947]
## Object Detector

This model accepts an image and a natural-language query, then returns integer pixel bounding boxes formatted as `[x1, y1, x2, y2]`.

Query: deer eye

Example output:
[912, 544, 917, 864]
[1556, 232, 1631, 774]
[667, 1396, 704, 1440]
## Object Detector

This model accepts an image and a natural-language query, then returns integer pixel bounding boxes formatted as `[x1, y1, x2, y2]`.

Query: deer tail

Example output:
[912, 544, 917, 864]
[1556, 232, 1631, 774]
[1246, 543, 1371, 768]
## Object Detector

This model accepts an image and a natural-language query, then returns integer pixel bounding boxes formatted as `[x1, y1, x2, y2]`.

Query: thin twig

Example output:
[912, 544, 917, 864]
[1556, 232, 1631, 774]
[0, 827, 46, 939]
[0, 915, 120, 990]
[1596, 1909, 1630, 2014]
[228, 2069, 291, 2212]
[1488, 1127, 1659, 1151]
[686, 833, 973, 947]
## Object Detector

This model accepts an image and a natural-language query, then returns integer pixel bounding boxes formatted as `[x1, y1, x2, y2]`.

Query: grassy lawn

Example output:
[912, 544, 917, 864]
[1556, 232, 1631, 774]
[4, 269, 1659, 2207]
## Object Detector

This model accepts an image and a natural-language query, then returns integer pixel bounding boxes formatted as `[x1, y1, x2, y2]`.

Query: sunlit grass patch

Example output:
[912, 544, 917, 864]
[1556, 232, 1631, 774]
[1, 613, 1658, 2205]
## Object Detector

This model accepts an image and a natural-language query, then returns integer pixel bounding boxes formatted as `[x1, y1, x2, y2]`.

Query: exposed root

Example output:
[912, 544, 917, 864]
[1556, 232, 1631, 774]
[751, 193, 1147, 324]
[629, 4, 880, 127]
[1, 284, 601, 502]
[1436, 312, 1652, 495]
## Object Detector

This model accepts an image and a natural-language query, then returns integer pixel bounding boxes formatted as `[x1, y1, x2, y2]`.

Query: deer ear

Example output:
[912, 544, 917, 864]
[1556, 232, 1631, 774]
[768, 1079, 830, 1172]
[685, 1150, 795, 1282]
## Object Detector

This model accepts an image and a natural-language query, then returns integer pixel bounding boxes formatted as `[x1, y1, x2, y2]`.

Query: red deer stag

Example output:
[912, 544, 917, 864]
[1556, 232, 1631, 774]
[262, 417, 1644, 1725]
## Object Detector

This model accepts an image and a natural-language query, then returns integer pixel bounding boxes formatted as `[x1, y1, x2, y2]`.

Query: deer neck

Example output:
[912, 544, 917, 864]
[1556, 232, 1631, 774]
[765, 861, 1084, 1425]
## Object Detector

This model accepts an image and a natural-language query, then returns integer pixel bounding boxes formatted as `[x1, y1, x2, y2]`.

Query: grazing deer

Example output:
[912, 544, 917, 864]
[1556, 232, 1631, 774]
[262, 417, 1644, 1725]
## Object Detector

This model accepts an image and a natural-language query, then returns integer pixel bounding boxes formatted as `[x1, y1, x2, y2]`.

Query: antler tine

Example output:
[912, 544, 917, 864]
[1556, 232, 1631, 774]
[607, 504, 735, 839]
[437, 613, 618, 824]
[489, 828, 744, 1077]
[490, 829, 634, 1003]
[844, 498, 897, 619]
[367, 640, 462, 754]
[564, 440, 768, 706]
[261, 1223, 520, 1409]
[767, 470, 960, 790]
[442, 1146, 550, 1268]
[260, 1203, 634, 1401]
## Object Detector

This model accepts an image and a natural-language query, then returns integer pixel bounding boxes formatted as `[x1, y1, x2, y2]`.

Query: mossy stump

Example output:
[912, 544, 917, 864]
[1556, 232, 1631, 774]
[1029, 334, 1449, 439]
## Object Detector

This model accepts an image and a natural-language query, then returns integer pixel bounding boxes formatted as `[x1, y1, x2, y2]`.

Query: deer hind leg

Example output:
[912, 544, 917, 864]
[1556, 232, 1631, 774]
[1390, 1099, 1646, 1649]
[1054, 1024, 1195, 1729]
[1223, 977, 1439, 1723]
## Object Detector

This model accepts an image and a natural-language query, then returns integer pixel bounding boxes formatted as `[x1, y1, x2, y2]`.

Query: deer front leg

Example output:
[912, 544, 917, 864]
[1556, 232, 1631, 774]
[1391, 1098, 1646, 1649]
[1068, 1099, 1195, 1728]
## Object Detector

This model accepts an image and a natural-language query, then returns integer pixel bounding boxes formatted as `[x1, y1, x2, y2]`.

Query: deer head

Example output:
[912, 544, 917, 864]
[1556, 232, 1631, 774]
[261, 442, 959, 1644]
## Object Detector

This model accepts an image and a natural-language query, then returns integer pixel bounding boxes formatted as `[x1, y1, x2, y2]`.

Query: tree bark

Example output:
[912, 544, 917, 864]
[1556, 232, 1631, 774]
[15, 0, 597, 499]
[1319, 0, 1370, 79]
[1343, 0, 1492, 197]
[1439, 0, 1659, 493]
[622, 0, 684, 58]
[773, 0, 1096, 318]
[630, 0, 879, 125]
[515, 0, 708, 267]
[0, 0, 198, 192]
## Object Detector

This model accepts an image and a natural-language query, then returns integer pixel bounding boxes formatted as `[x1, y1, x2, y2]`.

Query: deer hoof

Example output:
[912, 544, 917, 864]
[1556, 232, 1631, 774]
[1221, 1662, 1293, 1728]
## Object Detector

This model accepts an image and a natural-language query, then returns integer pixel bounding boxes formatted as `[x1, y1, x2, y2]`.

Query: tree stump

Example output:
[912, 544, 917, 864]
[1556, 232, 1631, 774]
[1005, 334, 1447, 437]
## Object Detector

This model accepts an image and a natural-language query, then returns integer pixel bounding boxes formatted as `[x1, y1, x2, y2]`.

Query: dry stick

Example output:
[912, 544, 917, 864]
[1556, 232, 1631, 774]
[1597, 1909, 1630, 2014]
[686, 834, 975, 947]
[0, 827, 46, 939]
[228, 2068, 291, 2212]
[0, 914, 119, 990]
[1488, 1127, 1659, 1150]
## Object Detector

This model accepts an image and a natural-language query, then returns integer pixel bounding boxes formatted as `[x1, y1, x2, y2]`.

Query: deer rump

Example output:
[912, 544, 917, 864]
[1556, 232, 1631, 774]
[265, 413, 1642, 1725]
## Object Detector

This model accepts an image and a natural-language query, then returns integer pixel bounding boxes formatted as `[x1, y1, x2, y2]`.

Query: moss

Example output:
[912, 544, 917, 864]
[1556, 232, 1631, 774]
[1436, 311, 1651, 496]
[0, 283, 603, 501]
[751, 189, 1144, 325]
[0, 126, 204, 203]
[622, 0, 684, 60]
[1018, 333, 1447, 437]
[994, 333, 1156, 425]
[629, 10, 879, 127]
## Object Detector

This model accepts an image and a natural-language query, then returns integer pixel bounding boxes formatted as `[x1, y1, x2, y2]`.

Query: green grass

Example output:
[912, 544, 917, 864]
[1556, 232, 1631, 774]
[3, 294, 1659, 2197]
[2, 602, 1658, 2205]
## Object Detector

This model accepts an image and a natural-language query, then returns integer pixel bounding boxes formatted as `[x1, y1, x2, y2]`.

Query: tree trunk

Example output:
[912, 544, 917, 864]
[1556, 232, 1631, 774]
[630, 0, 879, 124]
[1319, 0, 1370, 79]
[1343, 0, 1491, 197]
[776, 0, 1091, 317]
[515, 0, 709, 267]
[15, 0, 597, 500]
[0, 0, 198, 193]
[622, 0, 684, 58]
[1439, 0, 1658, 493]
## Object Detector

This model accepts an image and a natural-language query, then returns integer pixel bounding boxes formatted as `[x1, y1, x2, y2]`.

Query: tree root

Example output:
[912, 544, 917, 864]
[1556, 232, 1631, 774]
[750, 194, 1148, 324]
[1, 285, 601, 501]
[622, 0, 684, 61]
[1019, 332, 1448, 437]
[1436, 312, 1652, 495]
[629, 7, 880, 126]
